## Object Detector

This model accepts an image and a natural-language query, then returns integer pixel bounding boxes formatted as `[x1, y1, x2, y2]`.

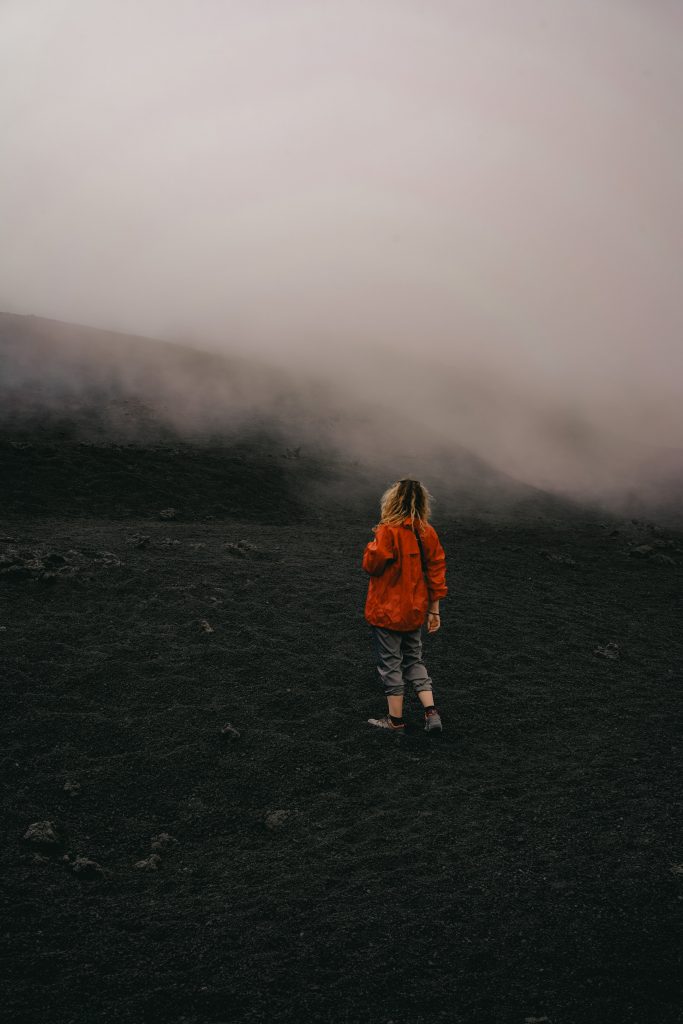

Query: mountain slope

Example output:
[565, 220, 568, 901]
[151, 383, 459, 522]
[0, 312, 574, 521]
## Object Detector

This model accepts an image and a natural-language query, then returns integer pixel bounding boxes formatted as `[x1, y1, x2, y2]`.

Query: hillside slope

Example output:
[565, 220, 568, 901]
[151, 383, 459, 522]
[1, 313, 682, 1022]
[0, 312, 578, 522]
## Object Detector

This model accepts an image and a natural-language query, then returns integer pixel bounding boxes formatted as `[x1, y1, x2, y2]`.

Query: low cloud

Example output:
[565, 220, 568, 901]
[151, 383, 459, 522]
[1, 0, 682, 507]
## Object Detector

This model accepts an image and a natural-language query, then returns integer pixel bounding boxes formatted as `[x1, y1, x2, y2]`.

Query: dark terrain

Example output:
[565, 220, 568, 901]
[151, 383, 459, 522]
[1, 317, 682, 1024]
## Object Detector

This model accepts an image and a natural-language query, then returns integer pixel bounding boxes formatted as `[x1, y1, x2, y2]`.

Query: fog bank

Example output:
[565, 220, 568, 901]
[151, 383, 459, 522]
[2, 1, 682, 500]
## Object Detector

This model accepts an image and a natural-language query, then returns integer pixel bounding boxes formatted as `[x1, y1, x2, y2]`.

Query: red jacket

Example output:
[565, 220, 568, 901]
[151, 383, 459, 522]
[362, 518, 447, 631]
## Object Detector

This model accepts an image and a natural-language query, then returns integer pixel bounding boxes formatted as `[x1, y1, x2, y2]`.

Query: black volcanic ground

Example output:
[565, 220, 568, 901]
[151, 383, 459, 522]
[1, 315, 682, 1024]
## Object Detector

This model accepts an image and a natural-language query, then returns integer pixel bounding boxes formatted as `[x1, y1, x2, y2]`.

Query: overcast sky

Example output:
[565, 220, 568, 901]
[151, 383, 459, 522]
[2, 1, 682, 492]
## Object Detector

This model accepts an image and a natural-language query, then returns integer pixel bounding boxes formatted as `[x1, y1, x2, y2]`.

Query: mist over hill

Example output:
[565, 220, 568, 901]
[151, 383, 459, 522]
[1, 312, 681, 524]
[0, 313, 556, 518]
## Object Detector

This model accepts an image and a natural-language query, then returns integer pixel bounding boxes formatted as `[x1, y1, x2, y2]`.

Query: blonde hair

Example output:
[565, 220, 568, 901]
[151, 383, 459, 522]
[379, 479, 432, 529]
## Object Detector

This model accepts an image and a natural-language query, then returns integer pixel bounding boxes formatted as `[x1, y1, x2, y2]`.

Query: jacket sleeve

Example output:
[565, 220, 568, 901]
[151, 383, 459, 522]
[423, 526, 448, 600]
[362, 525, 396, 577]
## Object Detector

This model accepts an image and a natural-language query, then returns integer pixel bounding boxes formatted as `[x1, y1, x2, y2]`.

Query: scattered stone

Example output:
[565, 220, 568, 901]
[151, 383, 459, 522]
[159, 508, 177, 520]
[669, 863, 683, 876]
[97, 551, 122, 567]
[23, 821, 62, 848]
[594, 642, 620, 660]
[0, 544, 122, 581]
[158, 537, 180, 547]
[63, 780, 81, 797]
[135, 853, 162, 871]
[71, 856, 104, 879]
[32, 853, 49, 864]
[150, 832, 178, 853]
[220, 722, 241, 741]
[130, 534, 151, 549]
[651, 553, 676, 566]
[629, 545, 654, 558]
[198, 619, 214, 634]
[540, 551, 577, 566]
[265, 810, 291, 831]
[224, 539, 263, 559]
[525, 1018, 550, 1023]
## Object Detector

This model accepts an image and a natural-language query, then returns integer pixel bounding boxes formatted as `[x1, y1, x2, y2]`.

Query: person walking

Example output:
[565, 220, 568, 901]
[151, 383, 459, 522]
[362, 478, 447, 733]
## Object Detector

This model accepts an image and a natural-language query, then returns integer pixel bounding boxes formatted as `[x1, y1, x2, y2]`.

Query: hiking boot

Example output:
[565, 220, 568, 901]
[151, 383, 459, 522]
[424, 709, 443, 733]
[367, 715, 405, 731]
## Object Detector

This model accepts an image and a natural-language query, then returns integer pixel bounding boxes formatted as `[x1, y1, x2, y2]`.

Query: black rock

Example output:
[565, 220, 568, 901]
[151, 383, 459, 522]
[71, 856, 104, 879]
[23, 820, 63, 848]
[220, 722, 240, 741]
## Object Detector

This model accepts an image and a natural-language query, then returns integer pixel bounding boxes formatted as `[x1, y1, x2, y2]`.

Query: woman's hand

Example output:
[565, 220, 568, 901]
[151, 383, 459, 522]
[426, 604, 441, 633]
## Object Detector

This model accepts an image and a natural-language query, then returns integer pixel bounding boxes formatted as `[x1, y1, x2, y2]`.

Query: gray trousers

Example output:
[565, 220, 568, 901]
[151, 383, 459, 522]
[371, 626, 434, 698]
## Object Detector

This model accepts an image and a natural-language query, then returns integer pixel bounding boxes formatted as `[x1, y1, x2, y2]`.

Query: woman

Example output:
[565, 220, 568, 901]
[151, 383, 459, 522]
[362, 478, 447, 733]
